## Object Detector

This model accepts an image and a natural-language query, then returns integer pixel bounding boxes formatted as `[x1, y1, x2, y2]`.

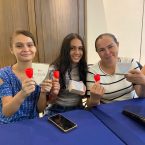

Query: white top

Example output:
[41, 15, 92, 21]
[48, 65, 82, 107]
[86, 57, 140, 103]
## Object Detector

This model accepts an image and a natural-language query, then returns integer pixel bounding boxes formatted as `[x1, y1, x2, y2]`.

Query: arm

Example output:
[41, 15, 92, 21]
[48, 78, 60, 103]
[37, 79, 52, 112]
[86, 82, 105, 107]
[2, 79, 35, 117]
[86, 67, 104, 107]
[134, 85, 145, 97]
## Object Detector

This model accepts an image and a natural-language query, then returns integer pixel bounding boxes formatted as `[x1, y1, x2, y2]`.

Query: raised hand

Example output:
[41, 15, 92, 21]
[125, 69, 145, 85]
[21, 78, 36, 97]
[40, 79, 52, 93]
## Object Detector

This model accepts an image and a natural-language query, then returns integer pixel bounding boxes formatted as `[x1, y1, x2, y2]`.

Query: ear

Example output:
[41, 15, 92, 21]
[117, 42, 119, 47]
[9, 48, 14, 54]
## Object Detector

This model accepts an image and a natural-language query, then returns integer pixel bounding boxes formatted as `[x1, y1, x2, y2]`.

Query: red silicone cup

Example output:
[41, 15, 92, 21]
[25, 68, 33, 78]
[94, 74, 100, 82]
[53, 70, 60, 79]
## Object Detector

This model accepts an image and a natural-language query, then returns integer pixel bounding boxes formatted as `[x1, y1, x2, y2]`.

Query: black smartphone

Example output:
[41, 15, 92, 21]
[48, 114, 77, 132]
[122, 105, 145, 125]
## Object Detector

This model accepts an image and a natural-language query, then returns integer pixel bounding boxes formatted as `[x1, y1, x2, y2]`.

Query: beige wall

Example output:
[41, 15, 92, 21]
[86, 0, 145, 65]
[85, 0, 107, 64]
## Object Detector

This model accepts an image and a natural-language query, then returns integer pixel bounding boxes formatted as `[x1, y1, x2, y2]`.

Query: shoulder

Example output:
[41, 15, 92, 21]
[0, 66, 12, 77]
[88, 62, 100, 74]
[0, 66, 13, 86]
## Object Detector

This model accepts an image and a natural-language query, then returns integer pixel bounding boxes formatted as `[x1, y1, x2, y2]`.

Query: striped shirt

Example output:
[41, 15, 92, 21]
[86, 57, 140, 103]
[0, 66, 40, 124]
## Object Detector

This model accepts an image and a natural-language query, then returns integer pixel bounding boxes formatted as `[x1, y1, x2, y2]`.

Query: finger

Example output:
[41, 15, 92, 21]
[95, 81, 100, 85]
[129, 69, 140, 74]
[52, 78, 59, 82]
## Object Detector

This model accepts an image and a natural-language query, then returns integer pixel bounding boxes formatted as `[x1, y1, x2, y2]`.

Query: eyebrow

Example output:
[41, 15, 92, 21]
[15, 41, 34, 44]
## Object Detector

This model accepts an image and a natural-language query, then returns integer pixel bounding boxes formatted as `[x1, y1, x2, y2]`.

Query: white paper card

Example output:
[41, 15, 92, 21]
[115, 62, 132, 75]
[68, 80, 84, 95]
[32, 63, 49, 85]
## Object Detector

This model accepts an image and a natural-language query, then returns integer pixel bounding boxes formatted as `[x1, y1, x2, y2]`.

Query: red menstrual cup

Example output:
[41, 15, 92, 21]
[94, 74, 100, 82]
[53, 70, 60, 79]
[25, 68, 33, 78]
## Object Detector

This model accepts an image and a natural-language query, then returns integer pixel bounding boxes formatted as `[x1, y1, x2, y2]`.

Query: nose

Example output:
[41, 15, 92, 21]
[74, 48, 80, 54]
[23, 45, 29, 51]
[104, 48, 110, 54]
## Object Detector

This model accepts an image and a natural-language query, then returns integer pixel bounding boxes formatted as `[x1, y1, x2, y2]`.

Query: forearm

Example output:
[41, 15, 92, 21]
[136, 85, 145, 97]
[86, 95, 100, 107]
[37, 92, 47, 113]
[2, 91, 25, 117]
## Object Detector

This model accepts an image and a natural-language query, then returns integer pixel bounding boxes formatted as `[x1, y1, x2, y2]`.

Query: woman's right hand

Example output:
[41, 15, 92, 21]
[21, 78, 36, 98]
[90, 82, 105, 104]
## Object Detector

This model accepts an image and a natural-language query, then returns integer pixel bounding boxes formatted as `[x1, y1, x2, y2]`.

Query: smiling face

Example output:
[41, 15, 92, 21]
[69, 38, 83, 64]
[96, 35, 119, 65]
[10, 34, 36, 63]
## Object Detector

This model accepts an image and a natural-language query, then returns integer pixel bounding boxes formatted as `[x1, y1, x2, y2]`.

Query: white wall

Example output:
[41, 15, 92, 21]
[86, 0, 145, 65]
[85, 0, 107, 64]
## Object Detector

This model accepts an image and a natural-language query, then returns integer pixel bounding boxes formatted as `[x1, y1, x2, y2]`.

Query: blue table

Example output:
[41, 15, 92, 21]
[0, 110, 125, 145]
[91, 98, 145, 145]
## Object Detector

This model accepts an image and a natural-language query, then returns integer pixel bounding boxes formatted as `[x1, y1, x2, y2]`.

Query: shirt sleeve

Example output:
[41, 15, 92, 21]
[0, 77, 13, 99]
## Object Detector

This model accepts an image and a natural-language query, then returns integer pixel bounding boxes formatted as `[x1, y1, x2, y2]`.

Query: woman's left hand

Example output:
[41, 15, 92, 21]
[40, 79, 52, 93]
[125, 69, 145, 85]
[51, 78, 60, 96]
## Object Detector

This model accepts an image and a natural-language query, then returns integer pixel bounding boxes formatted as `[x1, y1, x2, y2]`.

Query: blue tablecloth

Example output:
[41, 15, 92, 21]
[91, 98, 145, 145]
[0, 110, 125, 145]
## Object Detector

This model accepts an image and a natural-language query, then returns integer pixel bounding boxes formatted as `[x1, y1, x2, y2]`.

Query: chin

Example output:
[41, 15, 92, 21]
[72, 60, 80, 64]
[20, 58, 33, 62]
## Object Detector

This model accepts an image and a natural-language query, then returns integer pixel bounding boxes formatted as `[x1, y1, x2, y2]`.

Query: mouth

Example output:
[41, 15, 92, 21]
[73, 55, 81, 59]
[21, 54, 32, 58]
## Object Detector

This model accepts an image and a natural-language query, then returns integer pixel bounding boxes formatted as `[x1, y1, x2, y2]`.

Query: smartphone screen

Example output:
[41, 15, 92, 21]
[48, 114, 77, 132]
[115, 62, 132, 75]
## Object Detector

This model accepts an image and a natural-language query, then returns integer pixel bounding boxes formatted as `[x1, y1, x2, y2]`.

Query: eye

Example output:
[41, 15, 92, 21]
[15, 44, 24, 48]
[27, 42, 34, 48]
[108, 45, 113, 49]
[97, 48, 105, 52]
[78, 46, 83, 50]
[70, 46, 75, 50]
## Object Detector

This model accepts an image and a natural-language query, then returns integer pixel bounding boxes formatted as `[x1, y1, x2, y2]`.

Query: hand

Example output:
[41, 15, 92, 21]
[141, 65, 145, 75]
[21, 78, 36, 98]
[90, 81, 105, 100]
[40, 79, 52, 93]
[125, 69, 145, 85]
[51, 78, 60, 96]
[79, 81, 86, 96]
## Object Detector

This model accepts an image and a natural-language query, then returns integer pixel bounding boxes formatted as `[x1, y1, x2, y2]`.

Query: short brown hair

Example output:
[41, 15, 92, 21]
[10, 30, 36, 47]
[95, 33, 118, 52]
